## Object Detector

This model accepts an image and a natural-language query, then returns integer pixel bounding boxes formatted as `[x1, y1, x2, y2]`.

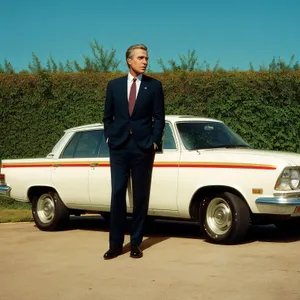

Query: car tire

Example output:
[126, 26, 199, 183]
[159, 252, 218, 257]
[199, 192, 250, 244]
[32, 191, 70, 231]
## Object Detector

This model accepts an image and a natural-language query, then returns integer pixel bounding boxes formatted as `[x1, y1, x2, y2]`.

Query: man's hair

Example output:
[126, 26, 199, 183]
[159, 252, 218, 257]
[126, 44, 148, 68]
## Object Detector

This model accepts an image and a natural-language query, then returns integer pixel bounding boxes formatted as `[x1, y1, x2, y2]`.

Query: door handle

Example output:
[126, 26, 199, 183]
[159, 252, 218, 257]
[90, 163, 98, 167]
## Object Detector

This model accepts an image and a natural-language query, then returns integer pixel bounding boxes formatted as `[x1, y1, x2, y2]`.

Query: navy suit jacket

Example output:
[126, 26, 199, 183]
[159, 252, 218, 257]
[103, 74, 165, 150]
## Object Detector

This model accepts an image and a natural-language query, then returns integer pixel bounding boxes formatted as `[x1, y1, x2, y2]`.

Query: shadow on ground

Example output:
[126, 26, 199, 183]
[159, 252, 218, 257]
[64, 215, 300, 246]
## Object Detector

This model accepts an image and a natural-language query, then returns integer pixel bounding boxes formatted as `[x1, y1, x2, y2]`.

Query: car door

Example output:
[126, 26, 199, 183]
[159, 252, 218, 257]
[145, 122, 180, 216]
[52, 129, 102, 205]
[88, 124, 180, 214]
[88, 130, 113, 207]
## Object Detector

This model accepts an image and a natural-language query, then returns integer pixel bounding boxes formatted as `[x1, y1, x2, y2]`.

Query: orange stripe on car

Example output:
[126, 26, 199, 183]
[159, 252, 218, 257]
[2, 162, 276, 170]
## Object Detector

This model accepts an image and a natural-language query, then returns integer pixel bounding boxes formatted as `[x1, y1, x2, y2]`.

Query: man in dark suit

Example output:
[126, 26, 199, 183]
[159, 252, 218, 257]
[103, 44, 165, 259]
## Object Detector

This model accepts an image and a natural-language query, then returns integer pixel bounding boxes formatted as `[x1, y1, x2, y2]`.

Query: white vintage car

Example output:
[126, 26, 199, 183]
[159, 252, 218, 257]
[1, 115, 300, 244]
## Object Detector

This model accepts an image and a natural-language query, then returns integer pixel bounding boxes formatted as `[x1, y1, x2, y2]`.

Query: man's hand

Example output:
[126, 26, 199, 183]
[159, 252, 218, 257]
[153, 143, 158, 150]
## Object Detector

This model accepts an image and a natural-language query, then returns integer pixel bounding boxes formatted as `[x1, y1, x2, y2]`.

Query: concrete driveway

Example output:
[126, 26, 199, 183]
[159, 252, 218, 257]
[0, 217, 300, 300]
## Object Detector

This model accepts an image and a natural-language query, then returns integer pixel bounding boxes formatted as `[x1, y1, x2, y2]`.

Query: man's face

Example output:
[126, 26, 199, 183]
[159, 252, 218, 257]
[127, 49, 148, 76]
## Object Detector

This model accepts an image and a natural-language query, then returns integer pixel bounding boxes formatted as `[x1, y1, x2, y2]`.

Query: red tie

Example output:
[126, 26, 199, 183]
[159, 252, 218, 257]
[129, 78, 137, 116]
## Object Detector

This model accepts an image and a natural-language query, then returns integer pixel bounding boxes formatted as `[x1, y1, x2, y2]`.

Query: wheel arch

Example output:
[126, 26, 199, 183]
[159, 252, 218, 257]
[27, 186, 59, 203]
[30, 186, 70, 231]
[189, 185, 250, 220]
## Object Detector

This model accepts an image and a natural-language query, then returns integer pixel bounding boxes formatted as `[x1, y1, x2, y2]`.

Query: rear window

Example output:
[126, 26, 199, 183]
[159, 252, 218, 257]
[61, 130, 104, 158]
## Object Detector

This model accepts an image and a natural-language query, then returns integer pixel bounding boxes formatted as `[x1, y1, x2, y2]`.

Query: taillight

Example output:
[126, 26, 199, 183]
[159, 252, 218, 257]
[0, 174, 5, 184]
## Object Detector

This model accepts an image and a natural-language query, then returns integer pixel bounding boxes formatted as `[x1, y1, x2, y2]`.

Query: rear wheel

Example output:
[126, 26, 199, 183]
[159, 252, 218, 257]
[32, 191, 69, 231]
[200, 192, 250, 244]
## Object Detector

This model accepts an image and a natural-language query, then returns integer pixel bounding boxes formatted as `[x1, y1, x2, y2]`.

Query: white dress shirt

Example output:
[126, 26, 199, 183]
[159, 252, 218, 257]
[127, 73, 143, 101]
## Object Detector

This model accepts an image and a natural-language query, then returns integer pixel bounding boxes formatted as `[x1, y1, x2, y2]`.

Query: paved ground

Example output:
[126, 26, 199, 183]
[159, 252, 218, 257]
[0, 217, 300, 300]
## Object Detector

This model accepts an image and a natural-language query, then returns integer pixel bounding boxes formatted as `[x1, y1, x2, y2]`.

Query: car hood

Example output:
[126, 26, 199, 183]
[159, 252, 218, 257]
[198, 148, 300, 167]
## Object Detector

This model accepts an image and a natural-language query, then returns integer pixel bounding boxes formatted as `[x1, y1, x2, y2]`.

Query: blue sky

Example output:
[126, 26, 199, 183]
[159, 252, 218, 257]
[1, 0, 299, 72]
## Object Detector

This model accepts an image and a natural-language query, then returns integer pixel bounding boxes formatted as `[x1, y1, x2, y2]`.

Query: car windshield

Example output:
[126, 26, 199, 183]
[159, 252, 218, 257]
[176, 121, 250, 150]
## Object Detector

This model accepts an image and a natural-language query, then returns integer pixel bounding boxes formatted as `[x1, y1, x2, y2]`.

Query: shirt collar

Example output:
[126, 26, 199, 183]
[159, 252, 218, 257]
[128, 73, 143, 82]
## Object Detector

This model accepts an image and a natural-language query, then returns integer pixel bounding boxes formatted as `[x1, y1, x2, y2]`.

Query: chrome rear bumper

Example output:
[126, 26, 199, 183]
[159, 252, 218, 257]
[0, 185, 11, 197]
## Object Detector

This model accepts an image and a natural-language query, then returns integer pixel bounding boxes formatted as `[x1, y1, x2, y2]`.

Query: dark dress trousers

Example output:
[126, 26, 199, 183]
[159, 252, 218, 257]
[103, 74, 165, 248]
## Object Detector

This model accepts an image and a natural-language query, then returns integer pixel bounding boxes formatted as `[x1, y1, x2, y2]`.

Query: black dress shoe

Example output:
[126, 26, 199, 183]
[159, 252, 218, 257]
[130, 245, 143, 258]
[103, 248, 122, 260]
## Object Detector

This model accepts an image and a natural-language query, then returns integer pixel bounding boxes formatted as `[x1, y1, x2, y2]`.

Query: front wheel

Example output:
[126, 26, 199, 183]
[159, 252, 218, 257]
[199, 192, 250, 244]
[32, 191, 70, 231]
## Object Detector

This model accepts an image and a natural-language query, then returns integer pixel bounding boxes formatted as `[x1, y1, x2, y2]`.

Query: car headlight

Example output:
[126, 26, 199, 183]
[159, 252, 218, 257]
[275, 167, 300, 190]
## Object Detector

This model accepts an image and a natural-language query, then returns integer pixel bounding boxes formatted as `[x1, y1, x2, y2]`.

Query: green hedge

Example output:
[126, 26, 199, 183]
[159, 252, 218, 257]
[0, 195, 31, 210]
[1, 71, 300, 160]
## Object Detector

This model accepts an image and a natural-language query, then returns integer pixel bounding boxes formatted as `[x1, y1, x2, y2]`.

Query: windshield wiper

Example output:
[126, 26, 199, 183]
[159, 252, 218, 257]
[192, 144, 250, 151]
[215, 144, 250, 149]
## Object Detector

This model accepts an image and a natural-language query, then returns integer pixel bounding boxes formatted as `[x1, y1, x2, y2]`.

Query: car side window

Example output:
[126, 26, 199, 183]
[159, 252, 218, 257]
[163, 123, 177, 150]
[61, 132, 81, 158]
[98, 135, 109, 157]
[61, 130, 103, 158]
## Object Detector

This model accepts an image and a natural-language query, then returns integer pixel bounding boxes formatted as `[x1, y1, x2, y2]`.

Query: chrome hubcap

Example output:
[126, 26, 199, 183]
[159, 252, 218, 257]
[37, 194, 55, 224]
[206, 198, 232, 235]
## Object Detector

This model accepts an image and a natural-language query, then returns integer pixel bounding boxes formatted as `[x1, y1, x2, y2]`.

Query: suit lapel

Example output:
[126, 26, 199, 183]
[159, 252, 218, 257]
[124, 75, 129, 98]
[132, 75, 148, 115]
[137, 77, 147, 99]
[122, 75, 129, 116]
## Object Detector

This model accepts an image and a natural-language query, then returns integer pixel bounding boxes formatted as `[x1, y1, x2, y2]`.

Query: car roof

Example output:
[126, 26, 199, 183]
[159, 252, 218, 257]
[65, 123, 103, 132]
[165, 115, 222, 123]
[64, 115, 223, 132]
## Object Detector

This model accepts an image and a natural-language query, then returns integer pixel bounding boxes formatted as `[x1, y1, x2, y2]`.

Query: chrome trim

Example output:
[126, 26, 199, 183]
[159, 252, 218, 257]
[256, 197, 300, 205]
[273, 191, 300, 197]
[0, 185, 11, 197]
[275, 167, 300, 191]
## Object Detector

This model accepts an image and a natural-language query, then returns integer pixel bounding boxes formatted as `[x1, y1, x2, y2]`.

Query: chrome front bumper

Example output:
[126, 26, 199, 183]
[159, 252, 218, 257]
[256, 196, 300, 215]
[0, 185, 11, 197]
[256, 197, 300, 205]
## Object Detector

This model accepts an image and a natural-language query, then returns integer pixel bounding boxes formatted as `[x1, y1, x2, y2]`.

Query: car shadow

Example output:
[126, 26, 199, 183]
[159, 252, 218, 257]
[246, 224, 300, 244]
[64, 215, 300, 246]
